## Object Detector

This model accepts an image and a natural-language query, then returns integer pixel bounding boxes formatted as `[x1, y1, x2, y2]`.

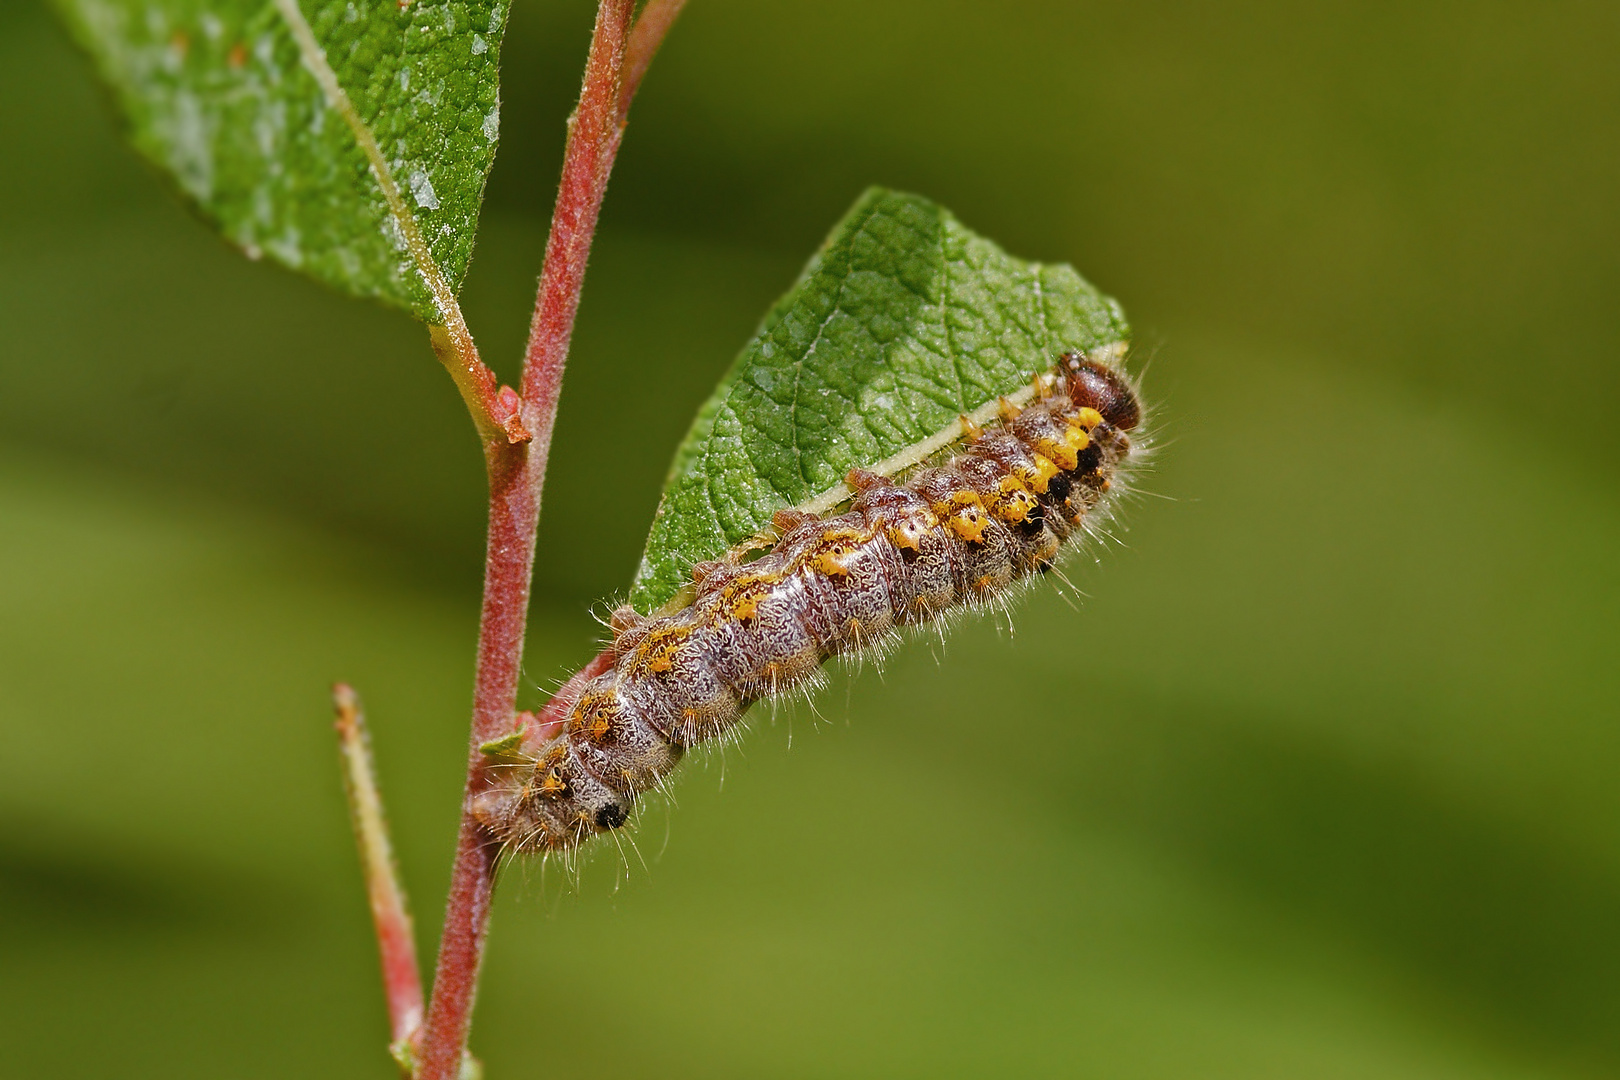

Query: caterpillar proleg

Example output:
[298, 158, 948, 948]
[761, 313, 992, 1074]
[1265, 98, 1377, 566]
[471, 347, 1144, 854]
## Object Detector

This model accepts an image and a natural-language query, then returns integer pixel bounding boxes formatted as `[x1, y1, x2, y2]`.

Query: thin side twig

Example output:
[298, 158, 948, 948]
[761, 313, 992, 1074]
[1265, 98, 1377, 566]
[619, 0, 687, 116]
[413, 2, 684, 1077]
[332, 684, 424, 1060]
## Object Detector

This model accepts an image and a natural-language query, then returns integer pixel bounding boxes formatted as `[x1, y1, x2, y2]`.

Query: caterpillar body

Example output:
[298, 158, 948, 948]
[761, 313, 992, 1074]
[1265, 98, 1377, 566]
[472, 349, 1144, 854]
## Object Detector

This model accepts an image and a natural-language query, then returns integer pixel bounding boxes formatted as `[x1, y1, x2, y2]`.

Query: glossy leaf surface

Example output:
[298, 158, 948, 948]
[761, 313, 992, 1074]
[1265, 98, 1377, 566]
[57, 0, 507, 320]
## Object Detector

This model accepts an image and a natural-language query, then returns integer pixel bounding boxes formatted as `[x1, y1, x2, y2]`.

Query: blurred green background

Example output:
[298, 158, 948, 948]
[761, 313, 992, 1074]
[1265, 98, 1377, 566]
[3, 0, 1618, 1076]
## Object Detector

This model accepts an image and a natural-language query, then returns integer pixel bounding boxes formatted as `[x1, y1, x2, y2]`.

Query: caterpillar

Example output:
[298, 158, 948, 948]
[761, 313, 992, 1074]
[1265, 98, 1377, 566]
[471, 347, 1144, 854]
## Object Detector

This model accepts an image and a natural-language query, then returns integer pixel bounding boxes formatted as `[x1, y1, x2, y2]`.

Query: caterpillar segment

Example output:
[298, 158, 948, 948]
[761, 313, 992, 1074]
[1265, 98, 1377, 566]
[470, 351, 1144, 853]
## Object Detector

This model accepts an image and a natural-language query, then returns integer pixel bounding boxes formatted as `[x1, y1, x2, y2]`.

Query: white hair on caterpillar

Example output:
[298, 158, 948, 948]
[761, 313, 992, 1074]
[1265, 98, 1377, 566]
[471, 345, 1147, 860]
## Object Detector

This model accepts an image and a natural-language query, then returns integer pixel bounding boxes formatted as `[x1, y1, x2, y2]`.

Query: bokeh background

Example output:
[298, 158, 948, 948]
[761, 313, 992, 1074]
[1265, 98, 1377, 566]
[3, 0, 1618, 1076]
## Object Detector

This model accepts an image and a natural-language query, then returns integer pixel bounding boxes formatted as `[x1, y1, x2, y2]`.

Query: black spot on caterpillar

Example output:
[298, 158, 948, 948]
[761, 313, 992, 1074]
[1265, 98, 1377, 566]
[471, 348, 1145, 854]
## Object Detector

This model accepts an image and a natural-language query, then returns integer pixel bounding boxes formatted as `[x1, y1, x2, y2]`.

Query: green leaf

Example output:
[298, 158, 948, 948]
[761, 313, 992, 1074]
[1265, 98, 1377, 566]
[56, 0, 508, 322]
[629, 187, 1130, 612]
[477, 728, 526, 763]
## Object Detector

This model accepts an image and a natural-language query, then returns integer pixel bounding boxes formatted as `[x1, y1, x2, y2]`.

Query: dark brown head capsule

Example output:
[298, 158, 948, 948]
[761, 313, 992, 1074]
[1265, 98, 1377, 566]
[1061, 352, 1141, 431]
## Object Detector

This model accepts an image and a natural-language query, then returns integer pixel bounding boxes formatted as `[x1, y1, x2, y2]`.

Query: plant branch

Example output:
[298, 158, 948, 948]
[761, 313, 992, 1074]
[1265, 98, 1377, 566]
[517, 3, 630, 467]
[332, 684, 424, 1060]
[619, 0, 687, 118]
[413, 2, 678, 1077]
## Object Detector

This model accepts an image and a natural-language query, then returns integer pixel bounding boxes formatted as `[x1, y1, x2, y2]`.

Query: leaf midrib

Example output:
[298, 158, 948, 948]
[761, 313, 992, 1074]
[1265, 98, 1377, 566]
[271, 0, 459, 328]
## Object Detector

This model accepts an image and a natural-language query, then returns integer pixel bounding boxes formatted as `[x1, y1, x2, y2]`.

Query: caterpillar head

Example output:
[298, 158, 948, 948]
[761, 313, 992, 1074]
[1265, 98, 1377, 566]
[1061, 352, 1141, 431]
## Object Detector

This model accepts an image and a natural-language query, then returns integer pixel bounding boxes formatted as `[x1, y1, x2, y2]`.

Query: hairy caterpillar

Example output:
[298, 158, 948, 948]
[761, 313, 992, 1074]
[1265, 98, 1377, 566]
[471, 348, 1144, 854]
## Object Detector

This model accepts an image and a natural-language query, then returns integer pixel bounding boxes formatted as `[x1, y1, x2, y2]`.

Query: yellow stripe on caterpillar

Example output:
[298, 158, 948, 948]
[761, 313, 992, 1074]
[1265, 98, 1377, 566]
[472, 347, 1145, 855]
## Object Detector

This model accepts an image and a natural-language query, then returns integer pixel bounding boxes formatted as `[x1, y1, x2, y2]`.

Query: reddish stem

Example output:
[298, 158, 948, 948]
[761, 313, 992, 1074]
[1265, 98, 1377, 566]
[619, 0, 687, 117]
[332, 684, 424, 1053]
[518, 2, 631, 472]
[412, 2, 683, 1077]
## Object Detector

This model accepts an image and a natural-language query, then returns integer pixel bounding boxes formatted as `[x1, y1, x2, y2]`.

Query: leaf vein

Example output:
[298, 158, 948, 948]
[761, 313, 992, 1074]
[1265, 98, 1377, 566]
[271, 0, 457, 325]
